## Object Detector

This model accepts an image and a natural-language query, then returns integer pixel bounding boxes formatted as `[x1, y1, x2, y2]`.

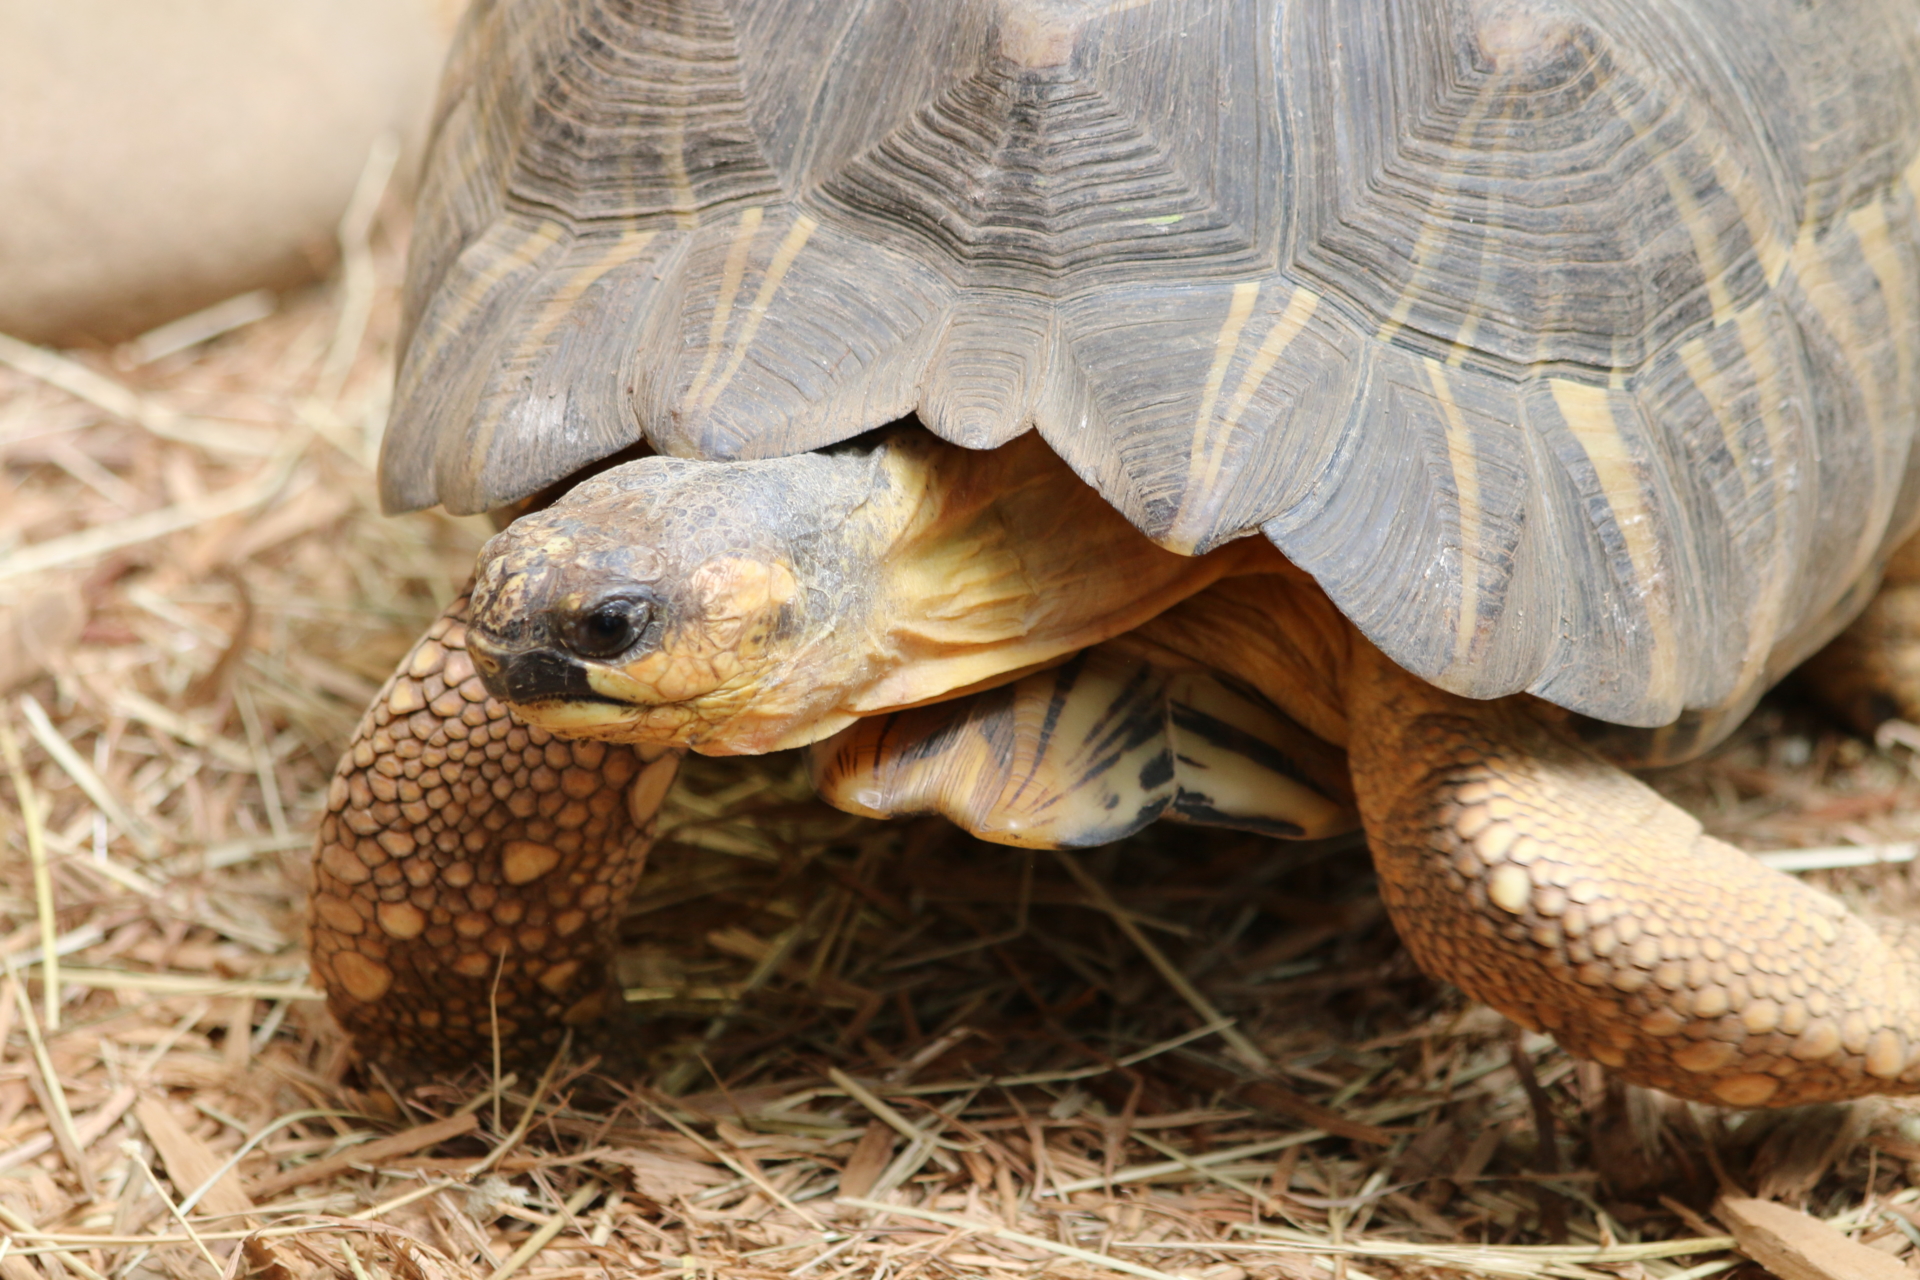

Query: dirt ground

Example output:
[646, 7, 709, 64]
[5, 201, 1920, 1280]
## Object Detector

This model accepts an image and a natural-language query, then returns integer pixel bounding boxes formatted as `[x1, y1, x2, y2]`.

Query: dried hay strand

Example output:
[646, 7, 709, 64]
[2, 194, 1920, 1280]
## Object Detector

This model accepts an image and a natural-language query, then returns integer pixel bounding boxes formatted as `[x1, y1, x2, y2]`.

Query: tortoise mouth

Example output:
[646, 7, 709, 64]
[468, 635, 628, 709]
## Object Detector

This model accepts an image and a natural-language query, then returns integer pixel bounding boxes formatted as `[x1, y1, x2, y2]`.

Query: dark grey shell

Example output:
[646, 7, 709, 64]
[384, 0, 1920, 731]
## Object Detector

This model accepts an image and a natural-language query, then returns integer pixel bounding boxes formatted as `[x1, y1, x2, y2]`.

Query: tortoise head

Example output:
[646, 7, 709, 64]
[466, 444, 910, 753]
[464, 427, 1255, 755]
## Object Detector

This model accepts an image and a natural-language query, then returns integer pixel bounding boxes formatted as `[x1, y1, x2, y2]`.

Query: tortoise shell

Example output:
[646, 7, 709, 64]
[382, 0, 1920, 732]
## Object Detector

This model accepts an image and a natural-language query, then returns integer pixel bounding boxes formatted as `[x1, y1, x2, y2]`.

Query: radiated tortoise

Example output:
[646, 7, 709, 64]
[310, 0, 1920, 1107]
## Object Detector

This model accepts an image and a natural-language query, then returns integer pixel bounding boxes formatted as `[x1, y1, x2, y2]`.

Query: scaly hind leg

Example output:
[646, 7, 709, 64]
[310, 589, 681, 1070]
[809, 640, 1356, 848]
[811, 572, 1363, 847]
[1347, 641, 1920, 1106]
[1802, 535, 1920, 733]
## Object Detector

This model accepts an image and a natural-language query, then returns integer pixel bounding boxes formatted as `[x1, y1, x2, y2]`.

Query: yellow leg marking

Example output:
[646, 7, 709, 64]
[1549, 377, 1678, 711]
[682, 206, 764, 408]
[1426, 358, 1483, 670]
[696, 214, 820, 414]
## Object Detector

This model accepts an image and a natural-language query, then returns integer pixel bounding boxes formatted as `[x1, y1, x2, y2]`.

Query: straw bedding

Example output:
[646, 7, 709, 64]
[3, 196, 1920, 1280]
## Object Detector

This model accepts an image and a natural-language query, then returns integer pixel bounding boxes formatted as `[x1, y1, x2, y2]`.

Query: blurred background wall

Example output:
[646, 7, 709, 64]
[0, 0, 458, 346]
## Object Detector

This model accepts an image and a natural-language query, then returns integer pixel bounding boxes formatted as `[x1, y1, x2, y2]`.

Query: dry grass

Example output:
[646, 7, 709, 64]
[5, 198, 1920, 1280]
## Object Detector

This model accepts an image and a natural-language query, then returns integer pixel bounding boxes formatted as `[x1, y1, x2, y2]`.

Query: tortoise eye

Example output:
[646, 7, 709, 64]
[565, 596, 652, 660]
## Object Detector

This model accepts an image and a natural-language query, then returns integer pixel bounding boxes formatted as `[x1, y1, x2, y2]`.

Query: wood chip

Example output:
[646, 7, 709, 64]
[0, 1083, 138, 1175]
[135, 1094, 254, 1219]
[246, 1111, 478, 1198]
[1158, 1055, 1395, 1146]
[20, 693, 163, 857]
[597, 1149, 732, 1204]
[0, 582, 84, 694]
[837, 1121, 896, 1201]
[0, 457, 289, 583]
[1715, 1195, 1910, 1280]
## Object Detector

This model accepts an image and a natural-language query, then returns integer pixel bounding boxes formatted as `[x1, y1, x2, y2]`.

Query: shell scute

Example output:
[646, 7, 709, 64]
[1516, 375, 1705, 725]
[505, 0, 784, 226]
[643, 210, 953, 460]
[1267, 347, 1550, 705]
[1049, 276, 1364, 553]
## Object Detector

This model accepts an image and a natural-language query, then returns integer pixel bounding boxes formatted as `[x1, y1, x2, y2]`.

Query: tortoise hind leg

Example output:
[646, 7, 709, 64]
[1346, 641, 1920, 1106]
[1801, 534, 1920, 734]
[310, 589, 681, 1071]
[809, 643, 1356, 848]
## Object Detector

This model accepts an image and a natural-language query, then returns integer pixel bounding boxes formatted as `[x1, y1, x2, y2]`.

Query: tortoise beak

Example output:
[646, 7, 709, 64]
[467, 633, 608, 706]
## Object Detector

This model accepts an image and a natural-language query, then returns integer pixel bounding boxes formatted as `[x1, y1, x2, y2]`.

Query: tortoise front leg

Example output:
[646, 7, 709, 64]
[310, 590, 681, 1070]
[1347, 642, 1920, 1106]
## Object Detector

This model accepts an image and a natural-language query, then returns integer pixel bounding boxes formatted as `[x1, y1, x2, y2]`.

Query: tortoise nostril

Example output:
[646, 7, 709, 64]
[464, 645, 511, 703]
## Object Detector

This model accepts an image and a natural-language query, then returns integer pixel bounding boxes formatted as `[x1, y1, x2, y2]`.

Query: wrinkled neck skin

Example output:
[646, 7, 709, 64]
[470, 429, 1281, 755]
[852, 431, 1281, 719]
